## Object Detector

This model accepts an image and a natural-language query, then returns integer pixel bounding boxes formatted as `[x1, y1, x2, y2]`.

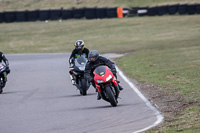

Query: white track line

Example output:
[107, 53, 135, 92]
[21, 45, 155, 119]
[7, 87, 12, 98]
[116, 66, 164, 133]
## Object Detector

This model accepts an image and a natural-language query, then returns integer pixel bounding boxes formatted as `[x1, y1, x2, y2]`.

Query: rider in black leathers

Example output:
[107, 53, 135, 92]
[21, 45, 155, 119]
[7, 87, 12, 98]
[84, 50, 123, 100]
[0, 52, 10, 86]
[69, 40, 89, 84]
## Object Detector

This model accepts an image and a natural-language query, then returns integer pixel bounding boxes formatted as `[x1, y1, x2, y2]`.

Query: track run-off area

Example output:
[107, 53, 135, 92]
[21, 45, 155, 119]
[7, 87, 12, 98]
[0, 53, 163, 133]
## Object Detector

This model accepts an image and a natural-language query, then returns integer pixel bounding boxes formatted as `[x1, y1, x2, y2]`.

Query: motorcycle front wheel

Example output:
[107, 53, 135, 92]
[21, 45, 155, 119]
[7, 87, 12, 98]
[105, 86, 118, 107]
[80, 78, 87, 96]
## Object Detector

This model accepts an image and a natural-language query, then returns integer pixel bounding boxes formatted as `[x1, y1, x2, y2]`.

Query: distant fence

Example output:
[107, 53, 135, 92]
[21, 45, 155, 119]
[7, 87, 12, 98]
[0, 3, 200, 23]
[129, 3, 200, 17]
[0, 7, 121, 23]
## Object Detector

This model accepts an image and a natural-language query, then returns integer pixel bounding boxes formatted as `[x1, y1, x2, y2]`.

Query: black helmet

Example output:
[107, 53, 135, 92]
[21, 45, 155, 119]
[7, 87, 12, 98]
[88, 50, 99, 62]
[75, 40, 85, 51]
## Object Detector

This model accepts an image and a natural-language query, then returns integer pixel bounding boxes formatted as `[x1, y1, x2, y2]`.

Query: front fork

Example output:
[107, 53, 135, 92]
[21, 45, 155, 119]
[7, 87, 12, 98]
[96, 82, 119, 100]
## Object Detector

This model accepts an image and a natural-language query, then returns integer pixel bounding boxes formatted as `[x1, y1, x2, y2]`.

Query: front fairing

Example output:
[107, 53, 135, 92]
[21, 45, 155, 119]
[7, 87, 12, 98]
[73, 56, 87, 73]
[93, 66, 114, 84]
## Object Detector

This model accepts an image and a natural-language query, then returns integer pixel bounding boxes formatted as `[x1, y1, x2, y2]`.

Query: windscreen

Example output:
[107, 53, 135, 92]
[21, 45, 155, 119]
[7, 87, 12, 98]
[94, 66, 107, 76]
[75, 56, 87, 66]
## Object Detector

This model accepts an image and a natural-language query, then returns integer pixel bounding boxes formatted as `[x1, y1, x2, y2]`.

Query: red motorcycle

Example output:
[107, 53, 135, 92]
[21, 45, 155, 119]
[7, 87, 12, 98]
[93, 65, 120, 107]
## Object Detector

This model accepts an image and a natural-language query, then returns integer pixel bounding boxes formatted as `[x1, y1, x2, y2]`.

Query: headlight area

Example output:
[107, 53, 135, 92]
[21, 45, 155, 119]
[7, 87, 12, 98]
[78, 66, 85, 71]
[106, 75, 112, 82]
[97, 80, 104, 83]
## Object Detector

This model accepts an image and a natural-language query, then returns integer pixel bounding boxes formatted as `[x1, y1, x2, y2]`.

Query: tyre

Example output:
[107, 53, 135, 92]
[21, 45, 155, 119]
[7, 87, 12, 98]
[178, 4, 188, 15]
[157, 5, 168, 16]
[4, 11, 16, 23]
[62, 9, 73, 20]
[96, 8, 107, 19]
[80, 78, 87, 96]
[0, 12, 4, 23]
[84, 8, 96, 19]
[0, 88, 2, 94]
[106, 8, 117, 18]
[197, 4, 200, 14]
[39, 10, 49, 21]
[73, 8, 85, 19]
[168, 4, 178, 15]
[105, 86, 117, 107]
[187, 4, 196, 15]
[27, 10, 39, 21]
[49, 9, 61, 20]
[16, 11, 27, 22]
[148, 6, 158, 16]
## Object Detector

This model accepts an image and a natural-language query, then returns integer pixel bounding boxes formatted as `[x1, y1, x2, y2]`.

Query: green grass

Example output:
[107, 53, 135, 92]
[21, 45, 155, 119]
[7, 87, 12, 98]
[0, 15, 200, 132]
[0, 0, 200, 11]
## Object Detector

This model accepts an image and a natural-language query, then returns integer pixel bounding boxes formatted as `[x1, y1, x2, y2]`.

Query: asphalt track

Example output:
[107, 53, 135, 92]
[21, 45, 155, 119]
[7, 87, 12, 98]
[0, 53, 163, 133]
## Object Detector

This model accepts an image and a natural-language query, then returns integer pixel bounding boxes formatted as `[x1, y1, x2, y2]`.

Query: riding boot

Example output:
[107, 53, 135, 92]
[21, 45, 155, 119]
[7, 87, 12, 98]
[70, 75, 76, 85]
[116, 80, 123, 90]
[118, 84, 123, 91]
[97, 92, 101, 100]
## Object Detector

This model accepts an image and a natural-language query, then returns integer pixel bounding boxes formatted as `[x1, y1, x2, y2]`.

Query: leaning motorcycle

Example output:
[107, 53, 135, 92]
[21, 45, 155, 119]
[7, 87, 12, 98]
[70, 56, 90, 95]
[93, 65, 120, 107]
[0, 63, 7, 94]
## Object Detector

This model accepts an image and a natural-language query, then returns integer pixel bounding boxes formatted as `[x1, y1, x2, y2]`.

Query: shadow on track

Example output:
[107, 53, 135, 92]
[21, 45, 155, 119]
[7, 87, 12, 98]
[53, 92, 96, 99]
[1, 90, 26, 94]
[71, 103, 132, 111]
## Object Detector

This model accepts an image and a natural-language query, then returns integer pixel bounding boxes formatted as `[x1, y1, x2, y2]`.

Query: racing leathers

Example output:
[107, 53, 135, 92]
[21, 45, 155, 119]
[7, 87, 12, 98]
[69, 48, 90, 66]
[0, 52, 10, 85]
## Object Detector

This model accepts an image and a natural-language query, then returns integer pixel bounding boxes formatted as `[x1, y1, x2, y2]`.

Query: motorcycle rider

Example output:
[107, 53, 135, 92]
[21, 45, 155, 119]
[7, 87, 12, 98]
[84, 50, 123, 100]
[69, 40, 89, 85]
[0, 51, 10, 87]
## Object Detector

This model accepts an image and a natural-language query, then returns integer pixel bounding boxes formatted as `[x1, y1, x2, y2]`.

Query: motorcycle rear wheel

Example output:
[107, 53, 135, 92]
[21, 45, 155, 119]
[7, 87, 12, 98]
[105, 86, 118, 107]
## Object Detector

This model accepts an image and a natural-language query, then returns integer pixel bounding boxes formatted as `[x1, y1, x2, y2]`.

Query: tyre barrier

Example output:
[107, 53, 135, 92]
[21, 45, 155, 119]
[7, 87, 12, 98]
[16, 11, 27, 22]
[157, 5, 168, 16]
[96, 8, 107, 19]
[0, 12, 4, 23]
[4, 11, 16, 22]
[129, 3, 200, 16]
[187, 4, 196, 15]
[26, 10, 39, 21]
[39, 10, 49, 21]
[127, 7, 138, 17]
[137, 7, 148, 16]
[147, 6, 158, 16]
[178, 4, 188, 15]
[49, 9, 61, 20]
[106, 8, 117, 18]
[0, 4, 199, 23]
[62, 9, 73, 20]
[73, 8, 85, 19]
[197, 4, 200, 14]
[168, 4, 178, 15]
[85, 8, 96, 19]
